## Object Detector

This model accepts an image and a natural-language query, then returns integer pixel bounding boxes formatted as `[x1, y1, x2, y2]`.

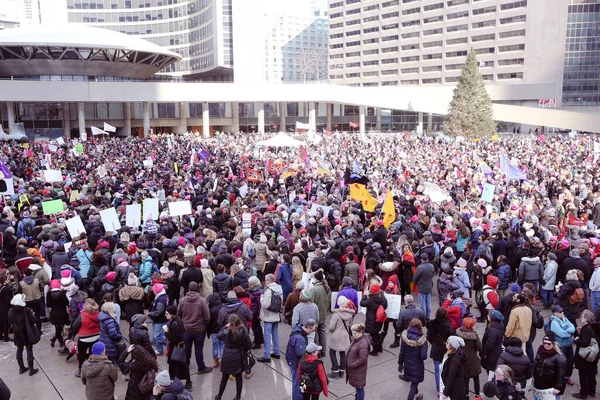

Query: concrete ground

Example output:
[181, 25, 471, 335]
[0, 289, 587, 400]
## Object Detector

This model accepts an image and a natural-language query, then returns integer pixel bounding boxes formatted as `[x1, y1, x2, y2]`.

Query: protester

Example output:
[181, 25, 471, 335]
[119, 344, 159, 400]
[215, 314, 252, 400]
[46, 279, 69, 348]
[413, 253, 434, 320]
[298, 342, 329, 400]
[547, 304, 576, 386]
[148, 283, 169, 356]
[346, 323, 371, 400]
[8, 294, 39, 376]
[258, 273, 283, 363]
[80, 342, 118, 400]
[532, 334, 567, 400]
[164, 305, 192, 391]
[286, 319, 317, 400]
[496, 337, 531, 392]
[480, 310, 506, 381]
[441, 335, 467, 400]
[129, 313, 156, 359]
[573, 310, 599, 399]
[177, 282, 212, 375]
[97, 302, 123, 364]
[360, 283, 387, 355]
[310, 270, 330, 358]
[326, 295, 355, 379]
[73, 298, 101, 378]
[398, 318, 427, 400]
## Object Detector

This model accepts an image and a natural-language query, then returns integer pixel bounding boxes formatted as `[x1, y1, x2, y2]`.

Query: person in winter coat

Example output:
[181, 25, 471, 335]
[129, 314, 156, 359]
[0, 272, 13, 342]
[8, 294, 39, 376]
[50, 245, 70, 279]
[292, 289, 320, 327]
[76, 242, 93, 280]
[518, 254, 544, 295]
[491, 365, 523, 400]
[504, 293, 532, 344]
[453, 258, 472, 299]
[346, 323, 371, 400]
[46, 280, 69, 349]
[589, 258, 600, 313]
[541, 253, 559, 309]
[138, 251, 154, 288]
[326, 296, 355, 380]
[532, 334, 567, 398]
[398, 244, 416, 298]
[177, 282, 212, 375]
[230, 265, 249, 290]
[439, 247, 457, 271]
[119, 273, 145, 322]
[441, 335, 468, 400]
[217, 291, 253, 328]
[547, 304, 576, 386]
[207, 293, 225, 368]
[556, 269, 584, 326]
[298, 342, 329, 399]
[573, 310, 598, 399]
[426, 308, 455, 393]
[199, 259, 215, 298]
[398, 319, 428, 400]
[480, 310, 506, 380]
[257, 274, 283, 363]
[360, 284, 387, 355]
[119, 344, 158, 400]
[148, 283, 169, 356]
[336, 277, 358, 310]
[81, 342, 118, 400]
[276, 254, 294, 301]
[414, 252, 435, 319]
[438, 268, 460, 307]
[247, 276, 264, 349]
[19, 268, 43, 330]
[72, 298, 101, 377]
[164, 305, 192, 391]
[254, 234, 270, 278]
[497, 336, 532, 390]
[215, 314, 252, 400]
[481, 275, 499, 322]
[97, 302, 123, 364]
[213, 264, 234, 302]
[149, 369, 192, 400]
[495, 256, 511, 297]
[442, 290, 468, 330]
[286, 320, 317, 400]
[456, 317, 482, 397]
[310, 270, 331, 358]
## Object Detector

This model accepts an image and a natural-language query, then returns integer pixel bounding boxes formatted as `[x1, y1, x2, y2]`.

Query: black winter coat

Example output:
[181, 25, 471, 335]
[213, 273, 234, 301]
[556, 280, 582, 321]
[456, 328, 482, 378]
[441, 349, 468, 399]
[119, 349, 155, 400]
[574, 323, 598, 369]
[46, 289, 69, 326]
[232, 270, 249, 290]
[497, 345, 532, 387]
[207, 293, 224, 335]
[360, 293, 387, 333]
[8, 306, 36, 346]
[532, 347, 566, 393]
[480, 322, 505, 371]
[398, 328, 428, 383]
[129, 324, 156, 360]
[426, 318, 455, 361]
[217, 326, 252, 375]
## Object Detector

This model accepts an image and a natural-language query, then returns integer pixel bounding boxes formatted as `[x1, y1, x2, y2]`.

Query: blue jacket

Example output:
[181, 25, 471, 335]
[276, 263, 293, 300]
[336, 286, 358, 310]
[454, 267, 472, 299]
[496, 263, 511, 290]
[398, 327, 428, 383]
[139, 257, 153, 284]
[548, 315, 575, 348]
[286, 324, 308, 369]
[97, 311, 123, 361]
[76, 249, 93, 278]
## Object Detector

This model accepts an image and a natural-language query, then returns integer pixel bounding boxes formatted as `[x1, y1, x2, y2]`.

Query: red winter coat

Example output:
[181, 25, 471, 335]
[442, 299, 464, 330]
[78, 310, 100, 339]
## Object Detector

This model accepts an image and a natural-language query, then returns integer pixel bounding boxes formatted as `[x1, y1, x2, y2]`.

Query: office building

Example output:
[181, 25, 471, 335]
[4, 0, 40, 26]
[0, 18, 20, 30]
[562, 0, 600, 107]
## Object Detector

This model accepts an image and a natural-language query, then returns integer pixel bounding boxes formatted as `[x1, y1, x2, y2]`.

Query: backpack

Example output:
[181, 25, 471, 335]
[569, 287, 585, 304]
[266, 288, 282, 313]
[532, 307, 544, 329]
[151, 262, 159, 274]
[246, 240, 256, 258]
[22, 220, 34, 240]
[300, 360, 326, 393]
[176, 389, 194, 400]
[375, 304, 388, 323]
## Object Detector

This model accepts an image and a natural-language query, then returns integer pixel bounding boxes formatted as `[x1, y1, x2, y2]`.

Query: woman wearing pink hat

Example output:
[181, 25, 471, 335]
[46, 279, 69, 348]
[148, 283, 168, 356]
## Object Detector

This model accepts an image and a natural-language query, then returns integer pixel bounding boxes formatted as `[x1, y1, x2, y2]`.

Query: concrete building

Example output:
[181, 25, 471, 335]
[0, 18, 20, 30]
[65, 0, 234, 80]
[4, 0, 40, 26]
[562, 0, 600, 107]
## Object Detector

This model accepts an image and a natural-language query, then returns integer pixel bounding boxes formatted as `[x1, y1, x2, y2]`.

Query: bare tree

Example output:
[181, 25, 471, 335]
[296, 47, 328, 83]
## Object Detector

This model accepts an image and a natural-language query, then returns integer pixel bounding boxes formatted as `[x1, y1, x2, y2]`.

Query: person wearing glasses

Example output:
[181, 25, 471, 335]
[532, 334, 567, 400]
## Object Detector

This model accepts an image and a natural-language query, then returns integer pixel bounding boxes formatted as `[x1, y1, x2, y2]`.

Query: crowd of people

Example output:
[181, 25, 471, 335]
[0, 131, 599, 400]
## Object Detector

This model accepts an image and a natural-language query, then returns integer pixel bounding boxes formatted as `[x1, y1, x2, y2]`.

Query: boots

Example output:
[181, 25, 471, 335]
[338, 369, 345, 379]
[327, 370, 340, 379]
[50, 336, 56, 347]
[17, 357, 28, 375]
[390, 335, 400, 348]
[213, 358, 221, 368]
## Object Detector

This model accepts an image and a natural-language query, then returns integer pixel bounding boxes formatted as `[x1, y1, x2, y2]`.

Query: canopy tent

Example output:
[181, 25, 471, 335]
[256, 132, 306, 147]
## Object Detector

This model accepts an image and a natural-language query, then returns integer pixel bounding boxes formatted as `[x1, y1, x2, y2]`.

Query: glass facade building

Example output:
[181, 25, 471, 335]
[562, 0, 600, 106]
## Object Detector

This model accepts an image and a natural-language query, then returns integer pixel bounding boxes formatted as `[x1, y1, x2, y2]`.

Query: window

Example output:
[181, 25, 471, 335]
[446, 50, 468, 57]
[363, 49, 379, 55]
[424, 28, 443, 35]
[482, 75, 493, 81]
[445, 76, 460, 83]
[345, 73, 360, 78]
[500, 1, 527, 11]
[383, 23, 399, 30]
[424, 15, 444, 23]
[330, 43, 343, 49]
[363, 27, 380, 34]
[401, 55, 420, 62]
[402, 44, 420, 50]
[422, 65, 442, 72]
[363, 60, 379, 66]
[363, 15, 379, 22]
[402, 19, 420, 27]
[423, 40, 443, 48]
[382, 81, 398, 86]
[497, 72, 523, 79]
[480, 60, 494, 67]
[472, 20, 496, 29]
[346, 30, 361, 36]
[401, 67, 419, 73]
[402, 31, 420, 39]
[382, 46, 399, 53]
[363, 38, 379, 44]
[346, 0, 360, 4]
[424, 2, 444, 11]
[500, 15, 526, 24]
[402, 7, 420, 15]
[401, 79, 419, 85]
[346, 62, 360, 67]
[446, 63, 464, 70]
[330, 22, 343, 29]
[423, 53, 443, 59]
[447, 0, 469, 6]
[382, 69, 399, 75]
[346, 8, 360, 15]
[330, 12, 343, 18]
[363, 71, 379, 77]
[475, 47, 495, 54]
[346, 41, 360, 47]
[382, 57, 399, 64]
[346, 51, 360, 57]
[330, 1, 343, 8]
[382, 0, 399, 7]
[364, 4, 379, 11]
[382, 35, 399, 42]
[447, 10, 469, 19]
[346, 19, 361, 25]
[497, 58, 524, 66]
[330, 33, 343, 39]
[499, 29, 526, 38]
[447, 37, 468, 45]
[472, 6, 496, 15]
[330, 54, 343, 59]
[499, 43, 525, 52]
[422, 78, 442, 84]
[363, 82, 379, 87]
[402, 0, 418, 3]
[472, 33, 495, 42]
[447, 24, 468, 32]
[383, 11, 400, 19]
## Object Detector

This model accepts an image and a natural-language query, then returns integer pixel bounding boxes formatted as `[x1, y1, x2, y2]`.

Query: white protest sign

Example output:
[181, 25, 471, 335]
[481, 183, 495, 203]
[242, 213, 252, 236]
[99, 207, 120, 232]
[532, 388, 554, 400]
[143, 198, 159, 221]
[97, 165, 107, 179]
[239, 183, 248, 199]
[268, 178, 274, 187]
[308, 203, 331, 218]
[44, 169, 62, 183]
[56, 137, 65, 145]
[289, 190, 296, 204]
[64, 242, 72, 253]
[213, 178, 219, 192]
[143, 159, 153, 168]
[595, 142, 600, 153]
[302, 272, 314, 292]
[48, 144, 58, 153]
[65, 216, 86, 238]
[126, 204, 142, 228]
[168, 200, 192, 217]
[384, 294, 402, 319]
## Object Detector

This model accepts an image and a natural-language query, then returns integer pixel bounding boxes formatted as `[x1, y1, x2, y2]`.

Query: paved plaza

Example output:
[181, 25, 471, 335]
[0, 288, 585, 400]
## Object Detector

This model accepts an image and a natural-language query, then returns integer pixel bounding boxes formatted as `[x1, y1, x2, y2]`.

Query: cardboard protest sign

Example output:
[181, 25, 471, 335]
[56, 137, 65, 145]
[97, 165, 107, 179]
[143, 198, 159, 221]
[48, 145, 58, 153]
[242, 213, 252, 237]
[99, 207, 120, 232]
[65, 216, 86, 238]
[384, 294, 402, 319]
[75, 143, 84, 154]
[42, 199, 64, 215]
[69, 190, 80, 202]
[308, 203, 331, 218]
[168, 200, 192, 217]
[481, 183, 495, 203]
[126, 204, 142, 228]
[44, 169, 62, 183]
[239, 183, 248, 198]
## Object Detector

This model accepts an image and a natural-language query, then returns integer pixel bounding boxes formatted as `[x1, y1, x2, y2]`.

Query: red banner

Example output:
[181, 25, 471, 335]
[246, 168, 264, 182]
[349, 122, 359, 129]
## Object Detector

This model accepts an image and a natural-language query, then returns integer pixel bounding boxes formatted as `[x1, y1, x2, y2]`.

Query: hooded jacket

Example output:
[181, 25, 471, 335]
[437, 274, 460, 306]
[480, 321, 505, 372]
[148, 377, 190, 400]
[129, 314, 155, 358]
[19, 276, 42, 301]
[285, 324, 309, 369]
[177, 291, 210, 333]
[260, 282, 283, 323]
[119, 285, 144, 322]
[398, 327, 428, 383]
[518, 256, 544, 283]
[456, 327, 482, 378]
[217, 297, 252, 327]
[441, 348, 468, 399]
[497, 345, 532, 387]
[542, 260, 558, 291]
[97, 311, 123, 361]
[496, 263, 511, 290]
[213, 273, 234, 301]
[81, 354, 119, 400]
[327, 307, 355, 352]
[504, 304, 532, 343]
[207, 293, 224, 335]
[482, 275, 499, 310]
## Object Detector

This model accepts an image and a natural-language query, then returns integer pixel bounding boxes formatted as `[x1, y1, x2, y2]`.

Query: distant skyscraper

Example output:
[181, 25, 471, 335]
[4, 0, 40, 26]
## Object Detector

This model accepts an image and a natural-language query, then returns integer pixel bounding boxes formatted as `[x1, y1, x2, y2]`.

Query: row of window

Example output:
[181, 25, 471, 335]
[331, 42, 526, 54]
[331, 73, 522, 85]
[331, 15, 526, 30]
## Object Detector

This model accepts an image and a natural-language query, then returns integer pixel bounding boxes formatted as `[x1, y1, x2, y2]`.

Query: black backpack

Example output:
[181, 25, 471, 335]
[22, 221, 34, 240]
[266, 288, 282, 313]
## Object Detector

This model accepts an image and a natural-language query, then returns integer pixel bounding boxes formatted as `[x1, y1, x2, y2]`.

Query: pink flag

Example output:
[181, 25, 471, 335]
[359, 256, 366, 286]
[307, 179, 312, 194]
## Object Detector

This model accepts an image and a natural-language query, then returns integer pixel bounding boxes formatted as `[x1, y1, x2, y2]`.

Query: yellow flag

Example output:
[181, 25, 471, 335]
[361, 193, 378, 212]
[350, 183, 368, 201]
[174, 162, 178, 174]
[382, 189, 395, 229]
[491, 135, 498, 142]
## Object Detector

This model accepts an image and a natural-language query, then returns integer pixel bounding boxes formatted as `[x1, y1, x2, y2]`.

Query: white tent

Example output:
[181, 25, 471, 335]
[256, 132, 306, 147]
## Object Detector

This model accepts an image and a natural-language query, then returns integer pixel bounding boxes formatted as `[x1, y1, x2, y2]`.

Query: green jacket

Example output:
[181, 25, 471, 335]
[310, 283, 331, 324]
